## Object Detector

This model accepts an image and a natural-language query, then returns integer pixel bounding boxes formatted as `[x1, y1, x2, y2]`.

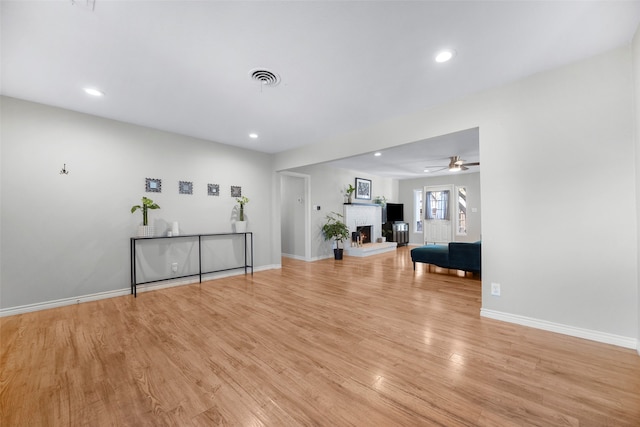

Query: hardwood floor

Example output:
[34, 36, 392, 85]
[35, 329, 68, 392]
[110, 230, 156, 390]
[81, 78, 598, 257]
[1, 247, 639, 426]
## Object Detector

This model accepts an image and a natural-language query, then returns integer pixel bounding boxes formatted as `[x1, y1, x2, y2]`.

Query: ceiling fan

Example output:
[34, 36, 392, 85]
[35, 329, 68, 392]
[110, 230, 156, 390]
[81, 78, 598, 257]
[424, 156, 480, 173]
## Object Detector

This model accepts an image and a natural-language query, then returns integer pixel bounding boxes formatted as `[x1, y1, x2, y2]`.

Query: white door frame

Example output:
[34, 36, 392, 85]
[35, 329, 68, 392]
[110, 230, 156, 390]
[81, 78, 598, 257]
[423, 184, 454, 244]
[279, 171, 311, 261]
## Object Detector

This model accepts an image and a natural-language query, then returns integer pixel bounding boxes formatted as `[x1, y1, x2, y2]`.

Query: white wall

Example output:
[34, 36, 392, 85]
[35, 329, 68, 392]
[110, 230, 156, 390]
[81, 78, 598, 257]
[399, 172, 481, 244]
[1, 97, 277, 310]
[481, 46, 636, 343]
[633, 25, 640, 353]
[287, 163, 398, 260]
[275, 45, 638, 347]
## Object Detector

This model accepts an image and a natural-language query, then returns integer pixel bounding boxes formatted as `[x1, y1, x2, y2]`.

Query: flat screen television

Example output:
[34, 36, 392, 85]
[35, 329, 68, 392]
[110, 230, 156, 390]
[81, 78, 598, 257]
[386, 203, 404, 222]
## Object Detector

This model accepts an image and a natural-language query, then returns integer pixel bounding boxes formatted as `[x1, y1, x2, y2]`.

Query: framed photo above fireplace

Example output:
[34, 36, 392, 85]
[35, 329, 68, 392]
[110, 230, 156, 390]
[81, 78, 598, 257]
[355, 177, 371, 200]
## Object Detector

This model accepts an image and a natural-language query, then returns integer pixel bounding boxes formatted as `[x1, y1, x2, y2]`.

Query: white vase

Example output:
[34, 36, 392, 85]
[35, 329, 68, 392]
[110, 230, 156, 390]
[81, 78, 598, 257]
[235, 221, 247, 233]
[172, 221, 180, 236]
[137, 225, 155, 237]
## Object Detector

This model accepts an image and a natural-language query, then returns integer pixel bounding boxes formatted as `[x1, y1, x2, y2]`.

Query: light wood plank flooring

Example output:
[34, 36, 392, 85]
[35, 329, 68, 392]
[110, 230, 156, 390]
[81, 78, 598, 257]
[1, 247, 639, 426]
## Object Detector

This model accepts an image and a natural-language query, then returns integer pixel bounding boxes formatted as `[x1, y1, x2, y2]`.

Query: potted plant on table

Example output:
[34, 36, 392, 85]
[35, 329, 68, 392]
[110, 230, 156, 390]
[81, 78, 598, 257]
[321, 212, 350, 260]
[235, 196, 249, 232]
[131, 196, 161, 237]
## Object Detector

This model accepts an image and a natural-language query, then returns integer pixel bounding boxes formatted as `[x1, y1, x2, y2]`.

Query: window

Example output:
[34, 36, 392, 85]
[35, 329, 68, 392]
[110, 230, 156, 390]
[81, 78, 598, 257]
[425, 190, 450, 220]
[414, 189, 423, 232]
[457, 187, 467, 235]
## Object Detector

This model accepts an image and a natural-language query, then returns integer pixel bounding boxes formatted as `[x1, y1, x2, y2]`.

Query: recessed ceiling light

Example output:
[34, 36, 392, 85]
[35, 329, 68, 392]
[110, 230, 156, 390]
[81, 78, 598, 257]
[423, 169, 430, 173]
[83, 87, 104, 97]
[249, 133, 258, 139]
[374, 152, 382, 157]
[435, 49, 456, 63]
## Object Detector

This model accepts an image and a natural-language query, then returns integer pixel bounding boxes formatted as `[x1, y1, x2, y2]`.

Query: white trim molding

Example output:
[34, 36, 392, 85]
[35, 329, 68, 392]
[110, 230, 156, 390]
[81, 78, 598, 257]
[0, 288, 131, 317]
[1, 264, 281, 317]
[481, 308, 637, 350]
[282, 253, 310, 262]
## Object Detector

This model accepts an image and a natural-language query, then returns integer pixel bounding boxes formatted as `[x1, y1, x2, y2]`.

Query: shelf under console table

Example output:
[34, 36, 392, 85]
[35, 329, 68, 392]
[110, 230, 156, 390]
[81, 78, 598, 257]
[130, 232, 253, 297]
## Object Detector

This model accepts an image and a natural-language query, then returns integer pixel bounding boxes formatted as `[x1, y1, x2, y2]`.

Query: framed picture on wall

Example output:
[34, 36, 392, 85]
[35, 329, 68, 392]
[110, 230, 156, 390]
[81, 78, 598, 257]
[179, 181, 193, 195]
[145, 178, 162, 193]
[355, 177, 371, 200]
[208, 183, 220, 196]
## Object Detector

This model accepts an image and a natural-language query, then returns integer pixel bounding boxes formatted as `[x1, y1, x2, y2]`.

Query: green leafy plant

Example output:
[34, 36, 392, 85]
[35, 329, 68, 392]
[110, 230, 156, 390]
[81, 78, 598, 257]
[344, 184, 356, 204]
[345, 184, 355, 196]
[236, 196, 249, 221]
[373, 195, 387, 206]
[321, 212, 350, 250]
[131, 196, 160, 226]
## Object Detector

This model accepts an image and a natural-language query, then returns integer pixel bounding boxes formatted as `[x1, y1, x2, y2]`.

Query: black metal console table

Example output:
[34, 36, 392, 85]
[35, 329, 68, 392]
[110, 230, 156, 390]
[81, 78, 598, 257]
[130, 232, 253, 297]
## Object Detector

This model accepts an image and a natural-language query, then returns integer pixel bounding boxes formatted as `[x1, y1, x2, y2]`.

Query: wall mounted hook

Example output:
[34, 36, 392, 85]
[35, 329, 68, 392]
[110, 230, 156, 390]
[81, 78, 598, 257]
[60, 164, 69, 175]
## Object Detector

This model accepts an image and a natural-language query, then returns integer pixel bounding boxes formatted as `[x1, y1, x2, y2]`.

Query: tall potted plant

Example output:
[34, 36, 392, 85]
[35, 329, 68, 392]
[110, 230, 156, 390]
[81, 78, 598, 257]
[321, 212, 350, 260]
[131, 196, 160, 237]
[235, 196, 249, 232]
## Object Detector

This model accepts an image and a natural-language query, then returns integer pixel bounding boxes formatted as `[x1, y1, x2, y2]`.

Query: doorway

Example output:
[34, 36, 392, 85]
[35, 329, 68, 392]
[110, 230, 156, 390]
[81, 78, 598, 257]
[423, 184, 454, 244]
[279, 172, 311, 261]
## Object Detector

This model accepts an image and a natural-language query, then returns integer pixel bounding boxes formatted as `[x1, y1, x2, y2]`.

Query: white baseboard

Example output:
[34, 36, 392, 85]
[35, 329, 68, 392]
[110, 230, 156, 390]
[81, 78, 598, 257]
[0, 288, 132, 317]
[285, 253, 334, 262]
[0, 264, 281, 317]
[282, 253, 309, 261]
[310, 254, 335, 262]
[480, 308, 637, 350]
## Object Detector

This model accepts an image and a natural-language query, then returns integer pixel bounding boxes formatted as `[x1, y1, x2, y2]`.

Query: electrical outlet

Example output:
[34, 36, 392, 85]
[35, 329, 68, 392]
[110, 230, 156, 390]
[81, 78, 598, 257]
[171, 262, 178, 273]
[491, 282, 501, 296]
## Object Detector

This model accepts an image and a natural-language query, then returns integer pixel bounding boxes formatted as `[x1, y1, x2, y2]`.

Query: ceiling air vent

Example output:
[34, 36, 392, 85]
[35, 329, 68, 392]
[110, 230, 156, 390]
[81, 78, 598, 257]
[249, 69, 281, 87]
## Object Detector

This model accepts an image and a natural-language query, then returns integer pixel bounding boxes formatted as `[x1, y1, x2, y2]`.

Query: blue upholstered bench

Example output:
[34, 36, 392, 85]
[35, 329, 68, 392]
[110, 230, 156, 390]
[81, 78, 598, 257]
[411, 242, 481, 274]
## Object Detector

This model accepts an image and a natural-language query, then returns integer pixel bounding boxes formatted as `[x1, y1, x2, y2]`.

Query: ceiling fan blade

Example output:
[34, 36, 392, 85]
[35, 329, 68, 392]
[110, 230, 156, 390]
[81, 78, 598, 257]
[423, 166, 448, 172]
[424, 156, 479, 173]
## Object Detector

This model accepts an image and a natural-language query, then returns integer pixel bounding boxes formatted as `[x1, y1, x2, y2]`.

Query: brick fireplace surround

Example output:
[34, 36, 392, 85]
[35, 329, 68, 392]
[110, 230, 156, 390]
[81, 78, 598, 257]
[343, 204, 397, 257]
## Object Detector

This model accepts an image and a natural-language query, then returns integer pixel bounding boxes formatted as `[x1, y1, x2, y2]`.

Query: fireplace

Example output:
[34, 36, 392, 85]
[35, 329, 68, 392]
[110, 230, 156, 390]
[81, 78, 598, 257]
[356, 225, 372, 244]
[343, 205, 397, 257]
[343, 204, 382, 245]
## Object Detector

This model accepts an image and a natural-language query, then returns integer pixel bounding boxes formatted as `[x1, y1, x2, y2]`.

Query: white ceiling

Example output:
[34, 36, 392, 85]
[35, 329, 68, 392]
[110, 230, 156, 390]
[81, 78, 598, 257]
[326, 127, 480, 179]
[2, 1, 639, 178]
